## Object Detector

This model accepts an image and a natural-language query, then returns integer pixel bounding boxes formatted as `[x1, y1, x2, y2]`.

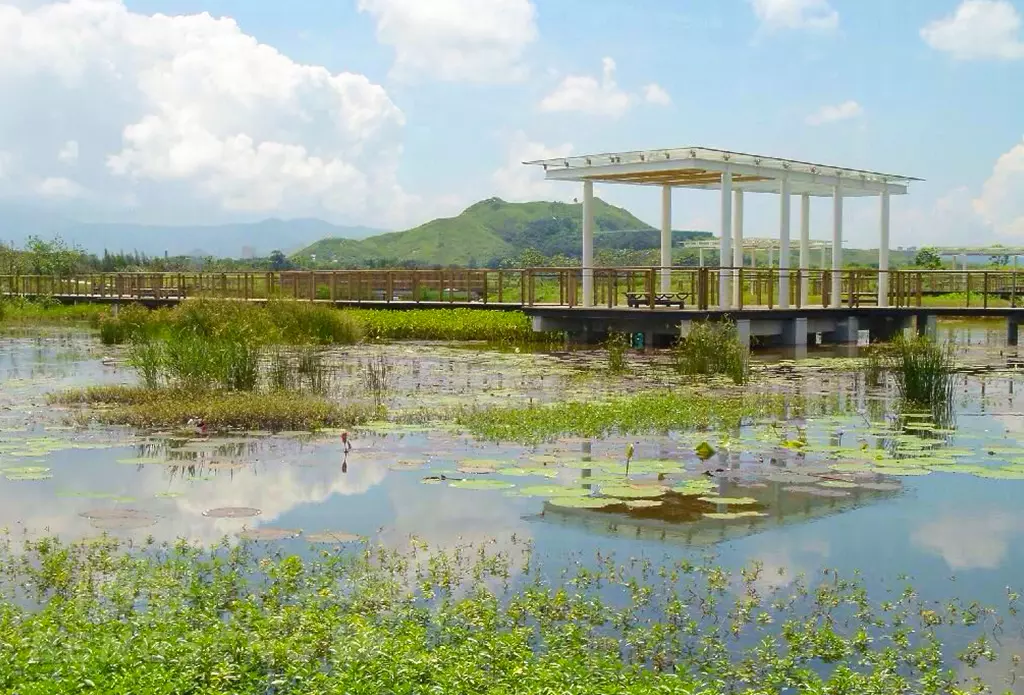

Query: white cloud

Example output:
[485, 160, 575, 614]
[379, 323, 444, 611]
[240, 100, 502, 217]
[36, 176, 85, 198]
[974, 138, 1024, 237]
[805, 100, 863, 126]
[921, 0, 1024, 60]
[491, 131, 573, 202]
[357, 0, 537, 82]
[750, 0, 838, 31]
[912, 511, 1024, 570]
[0, 0, 415, 225]
[643, 83, 672, 106]
[539, 57, 634, 118]
[56, 139, 78, 164]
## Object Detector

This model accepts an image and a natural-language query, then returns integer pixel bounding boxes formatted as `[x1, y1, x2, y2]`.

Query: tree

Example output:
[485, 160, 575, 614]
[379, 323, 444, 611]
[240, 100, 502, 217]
[913, 247, 943, 270]
[268, 250, 292, 271]
[25, 236, 82, 277]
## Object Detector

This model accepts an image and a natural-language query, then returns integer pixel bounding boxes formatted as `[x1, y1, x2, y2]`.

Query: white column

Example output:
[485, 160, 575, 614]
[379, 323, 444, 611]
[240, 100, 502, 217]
[719, 170, 733, 309]
[751, 247, 756, 267]
[820, 246, 827, 270]
[768, 247, 774, 268]
[799, 194, 810, 306]
[698, 247, 704, 267]
[582, 181, 594, 307]
[878, 190, 890, 307]
[732, 189, 744, 306]
[831, 183, 843, 308]
[660, 185, 672, 292]
[779, 176, 791, 309]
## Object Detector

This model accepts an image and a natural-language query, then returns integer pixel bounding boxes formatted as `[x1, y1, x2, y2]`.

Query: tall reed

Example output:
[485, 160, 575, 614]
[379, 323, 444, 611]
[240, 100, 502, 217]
[605, 332, 629, 374]
[672, 320, 749, 384]
[871, 335, 956, 408]
[361, 353, 392, 412]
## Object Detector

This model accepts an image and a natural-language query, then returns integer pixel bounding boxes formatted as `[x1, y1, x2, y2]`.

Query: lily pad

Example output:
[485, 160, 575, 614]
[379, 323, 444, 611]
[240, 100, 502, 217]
[448, 479, 516, 490]
[784, 486, 850, 498]
[456, 460, 503, 474]
[498, 466, 559, 478]
[237, 527, 302, 541]
[818, 480, 859, 489]
[598, 485, 665, 499]
[695, 442, 716, 460]
[625, 499, 663, 509]
[518, 485, 590, 498]
[80, 509, 157, 530]
[697, 496, 758, 505]
[2, 465, 50, 475]
[547, 496, 616, 509]
[305, 531, 362, 543]
[872, 467, 931, 477]
[203, 506, 262, 518]
[703, 511, 768, 520]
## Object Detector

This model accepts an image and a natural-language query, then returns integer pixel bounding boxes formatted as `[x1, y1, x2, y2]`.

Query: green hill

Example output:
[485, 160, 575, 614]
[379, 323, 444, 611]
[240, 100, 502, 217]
[293, 197, 711, 267]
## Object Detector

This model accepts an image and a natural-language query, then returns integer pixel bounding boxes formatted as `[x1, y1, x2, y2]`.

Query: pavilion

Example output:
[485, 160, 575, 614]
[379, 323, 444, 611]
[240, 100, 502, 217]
[525, 146, 920, 309]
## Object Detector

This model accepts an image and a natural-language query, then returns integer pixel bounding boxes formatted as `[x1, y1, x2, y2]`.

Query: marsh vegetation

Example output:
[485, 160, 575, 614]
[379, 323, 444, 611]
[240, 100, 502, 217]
[673, 321, 750, 384]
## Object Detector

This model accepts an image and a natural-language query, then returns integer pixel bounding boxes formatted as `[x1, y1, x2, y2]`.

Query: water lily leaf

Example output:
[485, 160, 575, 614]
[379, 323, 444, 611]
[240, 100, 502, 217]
[598, 485, 665, 499]
[974, 468, 1024, 479]
[448, 479, 516, 490]
[698, 496, 758, 505]
[829, 463, 874, 473]
[456, 459, 504, 474]
[695, 442, 716, 460]
[784, 485, 850, 497]
[547, 496, 616, 509]
[498, 466, 558, 478]
[3, 471, 53, 481]
[818, 480, 859, 489]
[703, 511, 768, 520]
[672, 480, 718, 496]
[857, 481, 902, 491]
[872, 467, 931, 476]
[116, 457, 168, 465]
[80, 509, 157, 530]
[625, 499, 663, 509]
[931, 464, 990, 475]
[238, 527, 301, 541]
[2, 465, 50, 475]
[518, 485, 590, 498]
[305, 531, 362, 543]
[203, 506, 261, 518]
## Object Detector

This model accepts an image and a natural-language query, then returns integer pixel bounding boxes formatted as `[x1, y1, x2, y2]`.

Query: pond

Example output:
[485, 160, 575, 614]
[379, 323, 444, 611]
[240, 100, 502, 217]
[3, 320, 1024, 689]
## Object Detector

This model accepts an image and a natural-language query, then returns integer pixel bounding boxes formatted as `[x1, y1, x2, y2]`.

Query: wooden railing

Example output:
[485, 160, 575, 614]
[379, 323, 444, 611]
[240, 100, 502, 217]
[1, 268, 1023, 311]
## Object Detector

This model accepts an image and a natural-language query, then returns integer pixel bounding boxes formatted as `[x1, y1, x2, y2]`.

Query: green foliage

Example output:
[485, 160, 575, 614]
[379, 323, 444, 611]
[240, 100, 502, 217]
[0, 537, 997, 694]
[361, 353, 391, 412]
[350, 307, 550, 343]
[914, 248, 944, 269]
[265, 300, 362, 345]
[605, 331, 629, 373]
[0, 297, 107, 324]
[673, 321, 750, 384]
[457, 390, 780, 443]
[870, 335, 956, 408]
[53, 386, 368, 430]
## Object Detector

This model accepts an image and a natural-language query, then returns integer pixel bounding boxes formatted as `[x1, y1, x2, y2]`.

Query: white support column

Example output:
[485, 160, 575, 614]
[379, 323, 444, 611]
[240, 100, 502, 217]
[732, 189, 744, 306]
[698, 247, 704, 267]
[751, 247, 756, 267]
[799, 194, 810, 306]
[779, 176, 791, 309]
[768, 246, 774, 268]
[831, 183, 843, 308]
[719, 169, 733, 309]
[582, 181, 594, 307]
[820, 245, 827, 270]
[660, 185, 672, 292]
[878, 190, 890, 307]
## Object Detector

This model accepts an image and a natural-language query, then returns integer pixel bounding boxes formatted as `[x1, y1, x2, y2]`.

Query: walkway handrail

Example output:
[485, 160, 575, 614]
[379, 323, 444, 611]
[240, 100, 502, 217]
[0, 267, 1021, 311]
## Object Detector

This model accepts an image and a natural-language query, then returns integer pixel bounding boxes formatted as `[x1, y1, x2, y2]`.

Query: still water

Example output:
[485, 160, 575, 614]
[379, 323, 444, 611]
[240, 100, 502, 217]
[2, 323, 1024, 619]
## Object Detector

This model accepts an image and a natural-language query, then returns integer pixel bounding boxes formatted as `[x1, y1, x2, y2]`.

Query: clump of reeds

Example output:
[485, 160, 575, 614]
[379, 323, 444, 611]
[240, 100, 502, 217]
[672, 320, 749, 384]
[605, 332, 629, 374]
[361, 353, 391, 413]
[869, 335, 956, 408]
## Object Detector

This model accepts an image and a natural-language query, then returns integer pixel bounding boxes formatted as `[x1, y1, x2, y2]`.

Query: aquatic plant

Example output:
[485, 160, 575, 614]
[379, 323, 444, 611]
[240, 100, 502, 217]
[361, 352, 392, 412]
[297, 346, 331, 395]
[605, 331, 629, 373]
[265, 299, 362, 345]
[126, 338, 164, 389]
[349, 307, 555, 344]
[872, 335, 956, 409]
[457, 390, 781, 443]
[0, 536, 1011, 694]
[673, 320, 749, 384]
[52, 385, 370, 431]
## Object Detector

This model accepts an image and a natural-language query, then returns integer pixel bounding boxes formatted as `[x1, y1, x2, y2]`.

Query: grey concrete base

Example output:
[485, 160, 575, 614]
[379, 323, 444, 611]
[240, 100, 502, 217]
[828, 316, 859, 344]
[866, 315, 911, 342]
[781, 317, 808, 346]
[734, 319, 752, 348]
[917, 314, 938, 340]
[1009, 317, 1020, 346]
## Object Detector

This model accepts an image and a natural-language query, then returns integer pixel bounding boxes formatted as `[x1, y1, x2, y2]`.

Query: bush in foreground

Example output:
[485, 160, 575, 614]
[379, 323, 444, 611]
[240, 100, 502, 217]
[52, 385, 370, 431]
[0, 536, 1003, 694]
[673, 321, 749, 384]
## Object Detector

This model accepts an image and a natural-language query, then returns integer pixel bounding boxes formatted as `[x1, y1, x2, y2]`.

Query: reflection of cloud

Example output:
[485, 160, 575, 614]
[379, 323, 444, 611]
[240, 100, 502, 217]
[960, 636, 1024, 695]
[912, 511, 1024, 570]
[743, 536, 831, 593]
[0, 444, 388, 546]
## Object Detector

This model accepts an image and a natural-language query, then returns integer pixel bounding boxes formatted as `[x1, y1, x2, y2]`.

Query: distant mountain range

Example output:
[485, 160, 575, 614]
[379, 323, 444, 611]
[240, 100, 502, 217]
[294, 197, 712, 267]
[0, 207, 384, 257]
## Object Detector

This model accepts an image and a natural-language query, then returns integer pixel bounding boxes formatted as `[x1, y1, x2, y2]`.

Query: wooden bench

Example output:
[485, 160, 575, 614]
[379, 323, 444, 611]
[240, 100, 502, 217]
[626, 291, 690, 308]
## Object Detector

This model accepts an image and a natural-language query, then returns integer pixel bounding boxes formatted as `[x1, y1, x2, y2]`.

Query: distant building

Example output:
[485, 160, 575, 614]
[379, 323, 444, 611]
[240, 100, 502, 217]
[241, 245, 256, 259]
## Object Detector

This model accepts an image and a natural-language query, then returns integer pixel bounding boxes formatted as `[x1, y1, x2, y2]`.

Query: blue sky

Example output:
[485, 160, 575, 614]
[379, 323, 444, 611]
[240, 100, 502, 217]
[1, 0, 1022, 248]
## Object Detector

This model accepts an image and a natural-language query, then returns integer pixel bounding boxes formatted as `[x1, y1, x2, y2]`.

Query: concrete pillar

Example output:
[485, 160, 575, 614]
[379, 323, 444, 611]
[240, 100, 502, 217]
[698, 247, 704, 267]
[660, 185, 672, 293]
[734, 318, 751, 348]
[799, 194, 810, 306]
[831, 184, 843, 308]
[917, 314, 937, 340]
[820, 245, 827, 270]
[768, 246, 774, 268]
[782, 317, 808, 346]
[835, 316, 859, 343]
[779, 176, 791, 309]
[1008, 317, 1020, 346]
[732, 189, 744, 307]
[582, 181, 594, 307]
[878, 190, 890, 307]
[719, 170, 733, 309]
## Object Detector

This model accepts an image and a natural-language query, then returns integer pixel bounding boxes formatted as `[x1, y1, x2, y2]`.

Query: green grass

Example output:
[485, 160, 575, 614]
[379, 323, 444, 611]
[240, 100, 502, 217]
[52, 385, 369, 431]
[0, 536, 1001, 694]
[456, 390, 781, 443]
[349, 307, 548, 343]
[0, 297, 108, 324]
[673, 321, 750, 384]
[869, 335, 957, 409]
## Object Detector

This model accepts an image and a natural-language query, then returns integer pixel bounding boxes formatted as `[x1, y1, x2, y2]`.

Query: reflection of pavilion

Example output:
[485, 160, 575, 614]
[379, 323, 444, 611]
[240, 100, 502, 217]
[532, 479, 902, 546]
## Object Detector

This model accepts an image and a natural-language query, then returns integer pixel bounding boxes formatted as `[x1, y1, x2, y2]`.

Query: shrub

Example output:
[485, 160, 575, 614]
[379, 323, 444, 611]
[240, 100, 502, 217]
[672, 320, 749, 384]
[871, 335, 956, 408]
[605, 332, 629, 374]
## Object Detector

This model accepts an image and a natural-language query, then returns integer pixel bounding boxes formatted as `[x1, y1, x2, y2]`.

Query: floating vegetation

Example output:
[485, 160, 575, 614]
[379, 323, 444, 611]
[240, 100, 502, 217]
[202, 506, 262, 518]
[237, 527, 302, 541]
[517, 485, 590, 498]
[703, 510, 768, 520]
[697, 496, 758, 505]
[624, 499, 662, 509]
[597, 485, 665, 499]
[448, 479, 516, 490]
[818, 480, 859, 489]
[305, 531, 362, 543]
[672, 480, 718, 496]
[546, 496, 613, 509]
[869, 335, 956, 416]
[456, 460, 502, 474]
[497, 466, 558, 478]
[673, 320, 749, 384]
[80, 508, 157, 530]
[784, 485, 850, 498]
[695, 441, 716, 460]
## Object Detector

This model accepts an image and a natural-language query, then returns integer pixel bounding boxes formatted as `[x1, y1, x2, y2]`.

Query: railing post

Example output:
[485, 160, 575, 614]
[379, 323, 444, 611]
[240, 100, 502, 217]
[737, 267, 744, 310]
[1013, 270, 1018, 308]
[497, 271, 504, 303]
[482, 271, 488, 305]
[984, 272, 989, 309]
[822, 270, 830, 307]
[647, 268, 656, 309]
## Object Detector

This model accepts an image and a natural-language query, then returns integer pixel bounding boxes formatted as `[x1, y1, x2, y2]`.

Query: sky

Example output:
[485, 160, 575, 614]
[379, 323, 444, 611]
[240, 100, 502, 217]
[0, 0, 1022, 249]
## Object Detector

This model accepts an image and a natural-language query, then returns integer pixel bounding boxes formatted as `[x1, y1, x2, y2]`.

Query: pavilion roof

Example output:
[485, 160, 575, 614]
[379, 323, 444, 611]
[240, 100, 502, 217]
[525, 146, 920, 197]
